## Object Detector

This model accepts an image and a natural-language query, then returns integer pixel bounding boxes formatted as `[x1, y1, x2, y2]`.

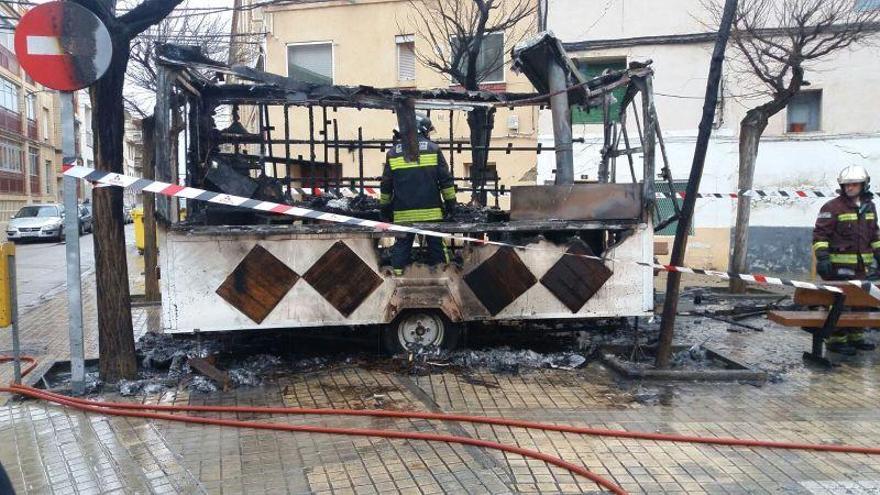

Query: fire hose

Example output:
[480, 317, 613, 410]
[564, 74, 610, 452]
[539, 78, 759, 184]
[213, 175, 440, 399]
[4, 357, 880, 494]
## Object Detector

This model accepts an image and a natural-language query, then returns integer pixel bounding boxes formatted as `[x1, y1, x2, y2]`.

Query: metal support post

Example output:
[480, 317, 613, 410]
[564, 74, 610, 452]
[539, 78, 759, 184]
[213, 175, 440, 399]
[61, 91, 84, 395]
[547, 58, 573, 185]
[5, 244, 20, 383]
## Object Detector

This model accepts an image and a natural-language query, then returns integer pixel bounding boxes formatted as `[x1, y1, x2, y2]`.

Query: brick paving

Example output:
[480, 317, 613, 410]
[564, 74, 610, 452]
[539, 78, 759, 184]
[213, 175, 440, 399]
[2, 263, 880, 493]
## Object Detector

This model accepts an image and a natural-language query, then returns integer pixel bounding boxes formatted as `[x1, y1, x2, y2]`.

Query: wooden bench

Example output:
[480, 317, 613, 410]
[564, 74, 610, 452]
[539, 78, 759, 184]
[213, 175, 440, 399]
[768, 282, 880, 366]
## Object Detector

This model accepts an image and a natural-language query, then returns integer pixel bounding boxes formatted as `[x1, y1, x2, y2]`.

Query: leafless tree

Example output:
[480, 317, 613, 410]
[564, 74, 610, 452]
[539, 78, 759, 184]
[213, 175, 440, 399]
[72, 0, 187, 381]
[405, 0, 537, 204]
[707, 0, 880, 292]
[124, 0, 261, 117]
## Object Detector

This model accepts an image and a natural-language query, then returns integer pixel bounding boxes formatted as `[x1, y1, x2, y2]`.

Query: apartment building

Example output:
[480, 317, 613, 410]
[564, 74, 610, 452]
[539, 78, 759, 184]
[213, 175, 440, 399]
[235, 0, 541, 207]
[0, 4, 64, 227]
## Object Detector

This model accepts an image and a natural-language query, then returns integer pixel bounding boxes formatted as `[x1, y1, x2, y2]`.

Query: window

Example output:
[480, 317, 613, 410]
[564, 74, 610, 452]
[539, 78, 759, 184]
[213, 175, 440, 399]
[0, 78, 19, 113]
[287, 42, 333, 84]
[572, 58, 627, 124]
[654, 181, 693, 235]
[787, 90, 821, 133]
[28, 147, 38, 176]
[855, 0, 880, 11]
[0, 19, 14, 53]
[0, 139, 23, 172]
[45, 160, 52, 194]
[452, 31, 505, 84]
[42, 108, 50, 140]
[26, 94, 36, 120]
[465, 162, 498, 182]
[396, 35, 416, 82]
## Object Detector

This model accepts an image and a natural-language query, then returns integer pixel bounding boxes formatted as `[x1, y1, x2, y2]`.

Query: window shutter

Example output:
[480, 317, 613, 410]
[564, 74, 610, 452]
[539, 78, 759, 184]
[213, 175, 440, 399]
[398, 42, 415, 81]
[287, 43, 333, 84]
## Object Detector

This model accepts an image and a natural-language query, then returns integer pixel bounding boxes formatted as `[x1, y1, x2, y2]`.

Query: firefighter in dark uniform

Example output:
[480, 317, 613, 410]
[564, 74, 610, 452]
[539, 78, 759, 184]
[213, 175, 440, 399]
[813, 165, 879, 354]
[380, 115, 457, 275]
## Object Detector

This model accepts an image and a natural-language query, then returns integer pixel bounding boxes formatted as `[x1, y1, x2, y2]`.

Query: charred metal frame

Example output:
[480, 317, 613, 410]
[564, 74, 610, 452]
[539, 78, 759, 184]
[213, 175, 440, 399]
[153, 44, 670, 247]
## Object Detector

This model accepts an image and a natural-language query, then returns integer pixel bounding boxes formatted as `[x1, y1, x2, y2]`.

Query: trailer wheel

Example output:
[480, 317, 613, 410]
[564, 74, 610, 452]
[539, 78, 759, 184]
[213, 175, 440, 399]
[383, 311, 460, 355]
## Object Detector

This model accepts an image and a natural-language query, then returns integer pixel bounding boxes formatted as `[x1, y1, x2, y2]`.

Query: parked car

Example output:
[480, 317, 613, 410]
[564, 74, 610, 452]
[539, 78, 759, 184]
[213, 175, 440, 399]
[78, 204, 93, 235]
[6, 204, 66, 242]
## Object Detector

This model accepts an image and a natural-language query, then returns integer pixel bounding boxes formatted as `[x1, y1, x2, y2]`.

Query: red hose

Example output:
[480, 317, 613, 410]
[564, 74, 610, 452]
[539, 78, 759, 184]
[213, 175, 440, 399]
[16, 383, 880, 456]
[0, 384, 626, 495]
[0, 355, 37, 379]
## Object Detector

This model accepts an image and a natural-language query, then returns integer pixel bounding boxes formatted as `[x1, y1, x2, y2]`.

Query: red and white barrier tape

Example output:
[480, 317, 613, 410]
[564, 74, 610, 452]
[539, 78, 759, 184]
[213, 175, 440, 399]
[65, 165, 880, 300]
[656, 189, 837, 199]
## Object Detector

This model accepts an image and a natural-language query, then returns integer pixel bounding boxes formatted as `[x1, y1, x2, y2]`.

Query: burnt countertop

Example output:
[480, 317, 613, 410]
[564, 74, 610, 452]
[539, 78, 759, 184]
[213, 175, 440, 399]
[169, 219, 644, 238]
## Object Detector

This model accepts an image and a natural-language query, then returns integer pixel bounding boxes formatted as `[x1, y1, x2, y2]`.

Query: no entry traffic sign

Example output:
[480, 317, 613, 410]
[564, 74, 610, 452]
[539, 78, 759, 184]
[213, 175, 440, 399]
[14, 1, 112, 91]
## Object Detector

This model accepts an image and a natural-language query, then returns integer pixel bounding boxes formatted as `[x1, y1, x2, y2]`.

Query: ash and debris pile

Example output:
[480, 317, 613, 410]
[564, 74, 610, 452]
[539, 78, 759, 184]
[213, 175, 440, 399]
[115, 332, 294, 396]
[446, 347, 589, 373]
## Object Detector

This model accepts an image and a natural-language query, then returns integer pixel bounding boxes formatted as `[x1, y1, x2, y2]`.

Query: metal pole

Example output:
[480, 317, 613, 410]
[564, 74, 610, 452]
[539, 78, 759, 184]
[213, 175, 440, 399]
[547, 59, 573, 185]
[9, 248, 20, 384]
[357, 127, 364, 192]
[62, 91, 84, 395]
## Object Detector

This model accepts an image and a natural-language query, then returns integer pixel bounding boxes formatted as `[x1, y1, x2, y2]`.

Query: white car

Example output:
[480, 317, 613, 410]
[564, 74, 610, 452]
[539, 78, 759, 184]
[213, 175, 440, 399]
[6, 204, 66, 242]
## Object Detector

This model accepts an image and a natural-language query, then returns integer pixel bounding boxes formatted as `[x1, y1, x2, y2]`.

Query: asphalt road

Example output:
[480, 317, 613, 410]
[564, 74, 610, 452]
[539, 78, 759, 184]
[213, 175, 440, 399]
[12, 225, 134, 310]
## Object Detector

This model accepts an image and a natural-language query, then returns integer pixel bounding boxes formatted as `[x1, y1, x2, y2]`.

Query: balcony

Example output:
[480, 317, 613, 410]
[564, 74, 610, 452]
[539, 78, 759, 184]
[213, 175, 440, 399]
[0, 170, 24, 194]
[27, 119, 37, 140]
[0, 45, 19, 74]
[0, 108, 21, 135]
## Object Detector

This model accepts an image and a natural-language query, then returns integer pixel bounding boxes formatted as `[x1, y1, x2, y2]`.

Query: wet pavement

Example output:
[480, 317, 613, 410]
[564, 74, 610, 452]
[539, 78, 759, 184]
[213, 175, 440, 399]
[2, 272, 880, 493]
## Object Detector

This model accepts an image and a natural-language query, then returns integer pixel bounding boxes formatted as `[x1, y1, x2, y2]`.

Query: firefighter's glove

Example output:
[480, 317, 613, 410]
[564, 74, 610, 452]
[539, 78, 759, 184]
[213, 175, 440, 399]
[380, 205, 393, 222]
[444, 200, 458, 221]
[816, 256, 833, 280]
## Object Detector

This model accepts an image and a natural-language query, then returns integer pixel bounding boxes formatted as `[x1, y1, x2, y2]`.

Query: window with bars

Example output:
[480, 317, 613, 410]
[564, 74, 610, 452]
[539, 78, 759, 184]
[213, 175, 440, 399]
[571, 58, 627, 125]
[396, 35, 416, 82]
[0, 78, 19, 113]
[28, 147, 39, 176]
[0, 139, 23, 172]
[287, 42, 333, 85]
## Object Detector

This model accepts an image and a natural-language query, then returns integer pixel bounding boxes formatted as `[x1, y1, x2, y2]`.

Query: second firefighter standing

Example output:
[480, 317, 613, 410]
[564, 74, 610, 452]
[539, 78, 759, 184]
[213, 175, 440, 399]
[380, 114, 456, 275]
[812, 165, 878, 354]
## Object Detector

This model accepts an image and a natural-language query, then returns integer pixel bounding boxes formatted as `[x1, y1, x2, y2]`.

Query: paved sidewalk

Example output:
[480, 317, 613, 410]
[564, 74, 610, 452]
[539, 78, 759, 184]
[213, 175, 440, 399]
[1, 258, 880, 494]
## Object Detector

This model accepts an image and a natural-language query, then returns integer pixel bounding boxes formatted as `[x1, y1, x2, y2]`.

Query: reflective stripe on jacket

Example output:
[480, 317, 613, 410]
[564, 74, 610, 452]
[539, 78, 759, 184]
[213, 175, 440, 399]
[812, 193, 880, 277]
[380, 137, 455, 224]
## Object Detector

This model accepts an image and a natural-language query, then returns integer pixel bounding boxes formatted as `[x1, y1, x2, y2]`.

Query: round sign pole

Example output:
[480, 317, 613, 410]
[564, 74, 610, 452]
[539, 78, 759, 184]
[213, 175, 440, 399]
[15, 1, 112, 395]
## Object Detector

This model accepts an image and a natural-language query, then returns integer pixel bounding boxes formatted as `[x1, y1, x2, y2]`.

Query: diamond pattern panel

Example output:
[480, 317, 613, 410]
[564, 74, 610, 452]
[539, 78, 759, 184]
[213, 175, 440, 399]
[540, 240, 612, 313]
[216, 245, 300, 323]
[303, 241, 384, 317]
[464, 246, 537, 316]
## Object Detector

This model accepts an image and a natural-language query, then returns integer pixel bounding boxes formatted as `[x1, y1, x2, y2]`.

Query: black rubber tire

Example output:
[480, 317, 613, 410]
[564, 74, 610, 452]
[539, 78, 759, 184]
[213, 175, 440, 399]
[382, 310, 460, 355]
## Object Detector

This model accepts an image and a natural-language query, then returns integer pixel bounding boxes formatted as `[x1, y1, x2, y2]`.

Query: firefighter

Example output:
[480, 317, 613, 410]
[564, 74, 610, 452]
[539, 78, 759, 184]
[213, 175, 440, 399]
[380, 114, 457, 275]
[813, 165, 879, 354]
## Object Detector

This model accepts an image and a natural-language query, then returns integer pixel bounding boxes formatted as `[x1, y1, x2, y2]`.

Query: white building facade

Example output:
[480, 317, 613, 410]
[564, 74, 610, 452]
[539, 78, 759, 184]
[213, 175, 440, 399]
[540, 0, 880, 275]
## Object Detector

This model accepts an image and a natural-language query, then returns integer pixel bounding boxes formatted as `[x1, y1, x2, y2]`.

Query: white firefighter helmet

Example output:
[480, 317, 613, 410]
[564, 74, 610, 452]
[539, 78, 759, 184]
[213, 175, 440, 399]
[838, 165, 870, 187]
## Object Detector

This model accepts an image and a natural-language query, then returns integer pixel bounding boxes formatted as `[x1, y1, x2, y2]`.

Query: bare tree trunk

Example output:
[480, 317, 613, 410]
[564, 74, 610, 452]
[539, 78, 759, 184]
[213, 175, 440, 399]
[729, 111, 768, 293]
[656, 0, 739, 368]
[467, 107, 490, 205]
[141, 116, 160, 302]
[91, 33, 137, 381]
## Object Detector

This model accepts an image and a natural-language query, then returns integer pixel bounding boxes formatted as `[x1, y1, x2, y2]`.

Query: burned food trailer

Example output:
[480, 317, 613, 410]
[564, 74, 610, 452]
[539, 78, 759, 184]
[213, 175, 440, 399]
[152, 37, 666, 353]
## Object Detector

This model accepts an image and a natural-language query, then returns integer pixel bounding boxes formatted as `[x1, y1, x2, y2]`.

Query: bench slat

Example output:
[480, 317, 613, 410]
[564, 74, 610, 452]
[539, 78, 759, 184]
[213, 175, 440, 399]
[794, 284, 880, 308]
[768, 310, 880, 328]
